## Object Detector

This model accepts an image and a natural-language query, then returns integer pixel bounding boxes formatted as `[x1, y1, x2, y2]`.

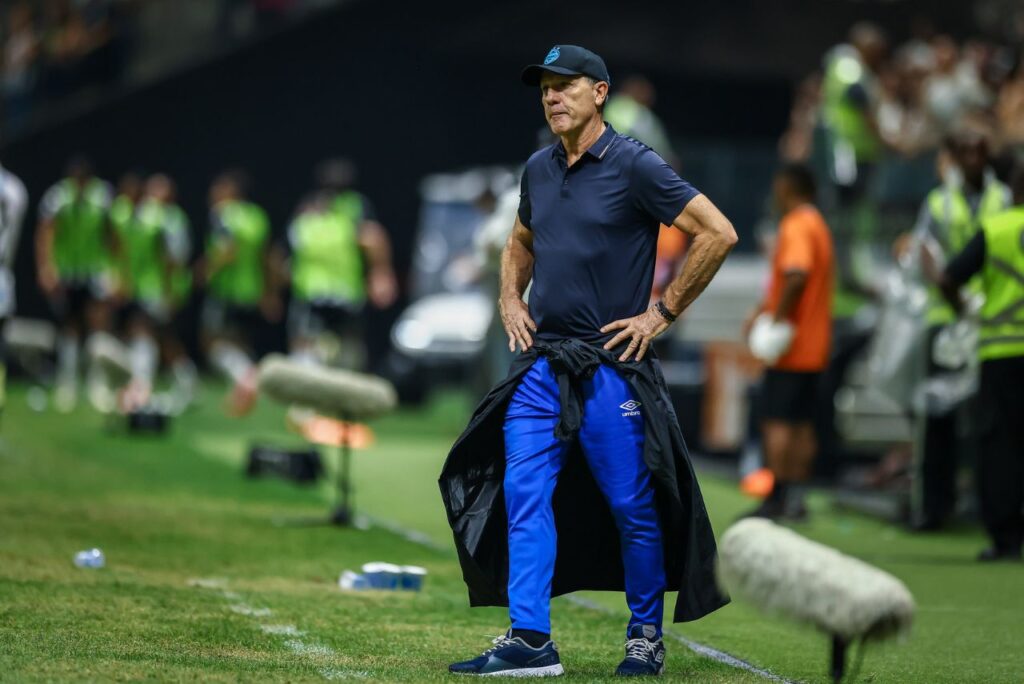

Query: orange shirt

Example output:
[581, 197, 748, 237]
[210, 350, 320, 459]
[651, 224, 688, 301]
[765, 204, 834, 371]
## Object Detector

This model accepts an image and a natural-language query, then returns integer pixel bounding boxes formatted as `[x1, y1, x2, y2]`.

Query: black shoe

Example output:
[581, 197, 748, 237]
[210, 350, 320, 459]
[448, 630, 563, 676]
[614, 625, 665, 677]
[977, 546, 1022, 562]
[909, 516, 948, 532]
[739, 496, 785, 521]
[783, 500, 809, 523]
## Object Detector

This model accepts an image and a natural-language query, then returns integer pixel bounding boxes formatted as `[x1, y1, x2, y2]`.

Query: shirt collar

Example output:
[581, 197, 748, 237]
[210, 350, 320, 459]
[551, 122, 617, 162]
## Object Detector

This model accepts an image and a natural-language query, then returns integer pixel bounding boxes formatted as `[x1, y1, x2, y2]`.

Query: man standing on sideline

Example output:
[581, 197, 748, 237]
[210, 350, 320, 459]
[441, 45, 735, 677]
[745, 164, 835, 521]
[940, 161, 1024, 562]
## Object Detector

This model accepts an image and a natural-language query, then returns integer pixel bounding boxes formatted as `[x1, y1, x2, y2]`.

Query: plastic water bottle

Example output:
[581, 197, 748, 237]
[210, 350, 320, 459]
[74, 548, 105, 568]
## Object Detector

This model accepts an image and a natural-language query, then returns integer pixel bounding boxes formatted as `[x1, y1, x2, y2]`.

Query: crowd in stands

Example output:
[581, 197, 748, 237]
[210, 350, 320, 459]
[0, 0, 341, 136]
[1, 0, 137, 131]
[781, 23, 1024, 175]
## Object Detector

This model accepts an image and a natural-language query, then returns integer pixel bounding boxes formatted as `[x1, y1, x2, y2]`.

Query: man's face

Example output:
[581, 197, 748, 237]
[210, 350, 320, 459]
[209, 179, 237, 206]
[540, 72, 606, 136]
[954, 137, 988, 178]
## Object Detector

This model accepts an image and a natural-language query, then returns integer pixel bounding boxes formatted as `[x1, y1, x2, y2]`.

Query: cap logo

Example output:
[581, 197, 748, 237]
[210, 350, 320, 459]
[543, 46, 560, 65]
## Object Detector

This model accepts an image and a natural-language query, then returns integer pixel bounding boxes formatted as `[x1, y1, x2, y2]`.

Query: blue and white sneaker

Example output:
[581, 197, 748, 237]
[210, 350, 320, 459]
[614, 625, 665, 676]
[449, 631, 563, 677]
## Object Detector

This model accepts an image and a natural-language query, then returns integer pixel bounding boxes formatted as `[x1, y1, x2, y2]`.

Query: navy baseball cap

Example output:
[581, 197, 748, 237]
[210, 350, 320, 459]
[521, 45, 610, 86]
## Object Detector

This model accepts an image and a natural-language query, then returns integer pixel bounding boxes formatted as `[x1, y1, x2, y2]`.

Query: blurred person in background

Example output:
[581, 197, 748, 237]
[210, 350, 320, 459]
[604, 74, 678, 168]
[940, 160, 1024, 561]
[745, 163, 834, 521]
[280, 158, 396, 370]
[198, 170, 276, 416]
[910, 127, 1010, 530]
[820, 22, 887, 323]
[473, 176, 522, 392]
[876, 50, 939, 157]
[0, 161, 28, 419]
[108, 170, 147, 410]
[145, 173, 197, 411]
[997, 56, 1024, 151]
[36, 156, 115, 411]
[111, 173, 195, 412]
[923, 36, 992, 136]
[779, 74, 822, 163]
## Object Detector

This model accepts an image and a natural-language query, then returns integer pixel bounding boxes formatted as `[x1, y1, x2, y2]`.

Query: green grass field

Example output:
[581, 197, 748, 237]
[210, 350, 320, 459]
[1, 382, 1021, 682]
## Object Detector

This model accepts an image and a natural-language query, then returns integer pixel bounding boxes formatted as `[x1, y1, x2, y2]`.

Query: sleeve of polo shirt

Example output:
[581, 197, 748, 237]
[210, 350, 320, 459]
[517, 169, 531, 229]
[631, 149, 699, 226]
[777, 213, 813, 273]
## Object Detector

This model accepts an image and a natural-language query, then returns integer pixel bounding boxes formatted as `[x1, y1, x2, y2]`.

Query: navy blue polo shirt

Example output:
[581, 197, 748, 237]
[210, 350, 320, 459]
[518, 123, 699, 343]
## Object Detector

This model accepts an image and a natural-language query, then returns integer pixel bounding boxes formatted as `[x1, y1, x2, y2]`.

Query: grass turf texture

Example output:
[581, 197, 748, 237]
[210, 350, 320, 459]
[0, 383, 1020, 682]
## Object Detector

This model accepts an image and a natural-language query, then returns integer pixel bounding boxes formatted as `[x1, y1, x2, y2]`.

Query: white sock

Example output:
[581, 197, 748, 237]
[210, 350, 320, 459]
[57, 334, 79, 390]
[209, 341, 253, 384]
[171, 358, 197, 398]
[129, 336, 159, 389]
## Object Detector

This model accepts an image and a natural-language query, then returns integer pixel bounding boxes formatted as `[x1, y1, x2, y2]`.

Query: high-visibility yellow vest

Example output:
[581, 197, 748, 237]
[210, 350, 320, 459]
[978, 206, 1024, 362]
[822, 47, 879, 164]
[926, 180, 1009, 324]
[290, 191, 366, 305]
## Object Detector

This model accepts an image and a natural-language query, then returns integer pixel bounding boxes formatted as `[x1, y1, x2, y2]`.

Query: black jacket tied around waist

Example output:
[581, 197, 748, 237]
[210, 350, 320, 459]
[438, 338, 729, 622]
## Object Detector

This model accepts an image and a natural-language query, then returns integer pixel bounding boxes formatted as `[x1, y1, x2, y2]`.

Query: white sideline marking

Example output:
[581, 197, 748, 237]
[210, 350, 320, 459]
[565, 595, 793, 683]
[320, 667, 370, 680]
[284, 639, 335, 657]
[357, 514, 449, 553]
[261, 624, 305, 636]
[187, 577, 227, 589]
[230, 604, 273, 617]
[189, 577, 361, 681]
[356, 521, 792, 683]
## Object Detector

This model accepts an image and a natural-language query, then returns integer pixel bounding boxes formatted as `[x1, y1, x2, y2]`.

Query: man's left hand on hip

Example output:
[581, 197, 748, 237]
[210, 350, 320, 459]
[601, 307, 672, 362]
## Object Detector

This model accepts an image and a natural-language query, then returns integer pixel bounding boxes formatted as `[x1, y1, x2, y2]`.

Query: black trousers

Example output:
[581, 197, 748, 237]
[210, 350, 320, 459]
[977, 356, 1024, 550]
[921, 326, 960, 523]
[922, 410, 959, 522]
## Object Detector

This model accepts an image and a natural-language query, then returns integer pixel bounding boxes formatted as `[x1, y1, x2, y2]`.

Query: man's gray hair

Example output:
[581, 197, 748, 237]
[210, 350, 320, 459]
[582, 76, 607, 112]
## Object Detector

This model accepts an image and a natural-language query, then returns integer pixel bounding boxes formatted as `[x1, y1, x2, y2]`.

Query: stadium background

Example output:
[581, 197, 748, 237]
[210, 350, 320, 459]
[1, 0, 985, 361]
[3, 0, 1024, 681]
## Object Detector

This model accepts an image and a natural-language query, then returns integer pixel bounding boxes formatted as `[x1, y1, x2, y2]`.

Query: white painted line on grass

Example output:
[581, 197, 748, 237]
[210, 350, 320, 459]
[230, 604, 273, 617]
[564, 595, 795, 683]
[261, 624, 306, 636]
[187, 577, 228, 589]
[284, 639, 336, 658]
[189, 577, 364, 681]
[357, 520, 794, 683]
[357, 514, 450, 553]
[320, 667, 370, 680]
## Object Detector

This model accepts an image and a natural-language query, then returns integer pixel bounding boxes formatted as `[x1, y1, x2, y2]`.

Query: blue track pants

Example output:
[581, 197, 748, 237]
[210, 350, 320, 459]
[503, 356, 665, 635]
